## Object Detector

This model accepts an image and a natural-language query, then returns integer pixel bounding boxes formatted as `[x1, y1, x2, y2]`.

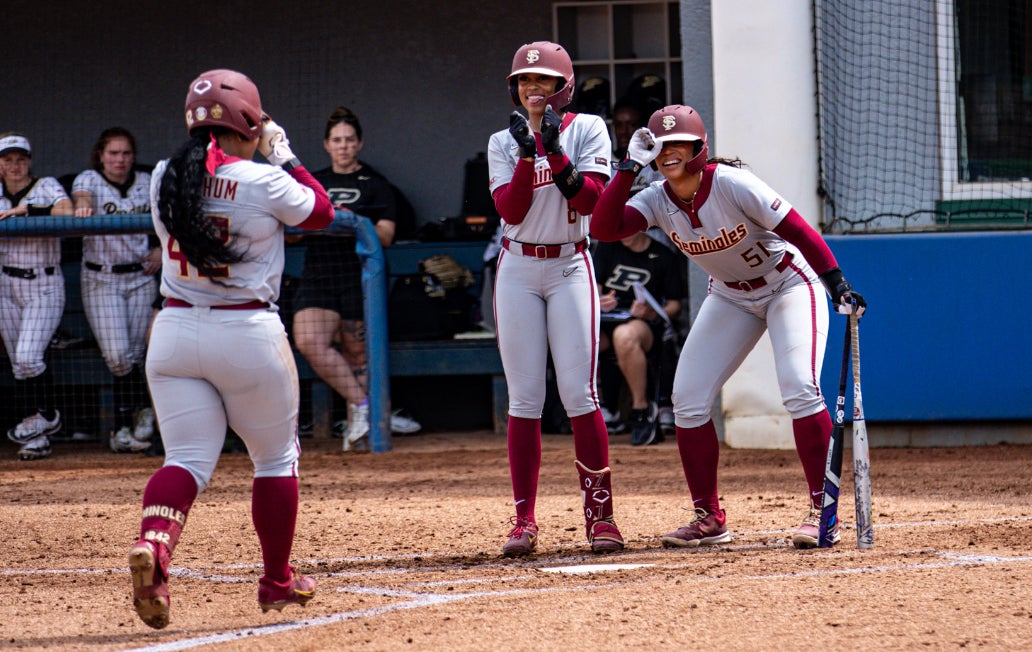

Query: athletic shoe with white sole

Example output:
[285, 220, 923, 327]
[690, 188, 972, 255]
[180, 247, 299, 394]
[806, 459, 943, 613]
[390, 409, 422, 434]
[17, 435, 51, 461]
[599, 406, 625, 434]
[133, 408, 155, 442]
[343, 402, 369, 451]
[791, 506, 840, 549]
[129, 539, 171, 629]
[661, 507, 733, 548]
[7, 410, 62, 444]
[258, 567, 317, 613]
[658, 405, 675, 434]
[629, 407, 658, 446]
[502, 516, 538, 557]
[111, 426, 150, 453]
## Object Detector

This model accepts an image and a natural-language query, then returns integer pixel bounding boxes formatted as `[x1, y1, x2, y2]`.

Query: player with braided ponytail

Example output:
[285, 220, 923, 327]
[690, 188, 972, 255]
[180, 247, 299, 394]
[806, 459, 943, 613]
[128, 69, 333, 629]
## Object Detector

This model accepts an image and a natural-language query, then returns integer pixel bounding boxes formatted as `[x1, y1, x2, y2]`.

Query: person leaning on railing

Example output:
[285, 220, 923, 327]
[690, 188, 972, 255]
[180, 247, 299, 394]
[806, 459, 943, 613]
[0, 132, 74, 461]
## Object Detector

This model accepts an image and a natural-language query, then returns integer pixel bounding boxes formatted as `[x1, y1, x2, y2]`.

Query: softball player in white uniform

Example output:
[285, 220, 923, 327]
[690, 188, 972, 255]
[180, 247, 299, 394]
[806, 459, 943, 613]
[127, 69, 333, 630]
[488, 41, 623, 556]
[72, 127, 160, 453]
[0, 133, 73, 460]
[592, 105, 866, 549]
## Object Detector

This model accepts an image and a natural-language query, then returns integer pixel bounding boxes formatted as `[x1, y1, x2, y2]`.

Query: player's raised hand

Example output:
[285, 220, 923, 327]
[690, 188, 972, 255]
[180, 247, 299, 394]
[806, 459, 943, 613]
[540, 106, 564, 156]
[820, 268, 867, 316]
[509, 111, 537, 160]
[621, 128, 659, 174]
[259, 115, 300, 168]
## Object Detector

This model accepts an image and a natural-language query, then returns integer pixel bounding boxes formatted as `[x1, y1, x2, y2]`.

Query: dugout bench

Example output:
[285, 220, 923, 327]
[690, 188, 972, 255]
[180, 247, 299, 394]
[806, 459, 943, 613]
[285, 239, 507, 439]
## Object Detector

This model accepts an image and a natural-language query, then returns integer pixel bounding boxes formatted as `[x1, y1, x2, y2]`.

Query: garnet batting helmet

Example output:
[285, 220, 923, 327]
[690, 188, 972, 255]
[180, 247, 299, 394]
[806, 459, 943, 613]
[184, 69, 263, 140]
[508, 41, 575, 112]
[648, 105, 709, 175]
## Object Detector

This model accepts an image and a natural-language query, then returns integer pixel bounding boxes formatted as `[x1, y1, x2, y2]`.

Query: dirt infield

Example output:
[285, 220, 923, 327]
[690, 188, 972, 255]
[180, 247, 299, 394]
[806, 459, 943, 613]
[1, 431, 1030, 651]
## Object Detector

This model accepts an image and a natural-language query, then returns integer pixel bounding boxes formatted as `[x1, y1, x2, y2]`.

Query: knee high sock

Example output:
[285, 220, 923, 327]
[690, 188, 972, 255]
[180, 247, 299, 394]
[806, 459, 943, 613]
[570, 409, 609, 471]
[792, 410, 833, 509]
[674, 420, 721, 514]
[139, 465, 198, 553]
[252, 476, 299, 587]
[506, 416, 541, 522]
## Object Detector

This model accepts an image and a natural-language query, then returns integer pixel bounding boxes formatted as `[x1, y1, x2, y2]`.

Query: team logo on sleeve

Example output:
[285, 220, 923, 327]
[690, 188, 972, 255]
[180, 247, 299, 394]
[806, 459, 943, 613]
[770, 198, 782, 211]
[595, 157, 607, 165]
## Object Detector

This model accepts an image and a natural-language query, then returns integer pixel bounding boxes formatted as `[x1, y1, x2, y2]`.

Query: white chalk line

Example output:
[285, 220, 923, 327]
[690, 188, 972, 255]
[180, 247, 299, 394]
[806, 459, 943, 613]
[118, 549, 1032, 652]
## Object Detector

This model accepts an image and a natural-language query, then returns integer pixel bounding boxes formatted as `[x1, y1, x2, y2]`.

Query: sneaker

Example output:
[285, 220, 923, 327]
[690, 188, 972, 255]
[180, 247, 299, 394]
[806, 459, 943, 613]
[600, 406, 625, 434]
[133, 408, 155, 442]
[390, 409, 422, 434]
[792, 506, 840, 549]
[258, 567, 317, 613]
[330, 419, 347, 438]
[297, 421, 313, 438]
[658, 405, 675, 434]
[589, 519, 625, 554]
[7, 410, 62, 444]
[17, 435, 51, 461]
[129, 539, 171, 630]
[502, 516, 538, 557]
[343, 402, 369, 451]
[110, 426, 150, 453]
[661, 508, 733, 548]
[629, 408, 657, 446]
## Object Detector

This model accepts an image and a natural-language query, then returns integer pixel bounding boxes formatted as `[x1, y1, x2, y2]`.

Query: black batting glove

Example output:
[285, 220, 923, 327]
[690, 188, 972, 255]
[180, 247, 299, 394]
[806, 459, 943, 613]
[509, 112, 537, 160]
[819, 267, 867, 316]
[541, 105, 564, 156]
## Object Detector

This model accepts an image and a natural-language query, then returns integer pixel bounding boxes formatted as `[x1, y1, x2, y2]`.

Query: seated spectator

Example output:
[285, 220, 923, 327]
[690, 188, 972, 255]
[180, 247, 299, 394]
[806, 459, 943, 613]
[0, 133, 74, 460]
[292, 106, 420, 451]
[593, 230, 684, 446]
[71, 126, 161, 453]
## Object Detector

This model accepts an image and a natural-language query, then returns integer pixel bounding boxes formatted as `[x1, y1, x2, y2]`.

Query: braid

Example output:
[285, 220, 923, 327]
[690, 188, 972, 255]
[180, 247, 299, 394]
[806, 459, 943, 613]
[158, 130, 246, 278]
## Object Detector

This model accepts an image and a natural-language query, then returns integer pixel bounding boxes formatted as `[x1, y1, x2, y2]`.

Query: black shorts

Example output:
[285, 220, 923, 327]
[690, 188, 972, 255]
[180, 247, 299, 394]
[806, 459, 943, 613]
[293, 273, 364, 321]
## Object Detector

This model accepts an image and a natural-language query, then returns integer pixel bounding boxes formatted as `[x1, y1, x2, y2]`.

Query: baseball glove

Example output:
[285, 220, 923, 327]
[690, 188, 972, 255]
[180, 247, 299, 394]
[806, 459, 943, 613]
[419, 254, 475, 291]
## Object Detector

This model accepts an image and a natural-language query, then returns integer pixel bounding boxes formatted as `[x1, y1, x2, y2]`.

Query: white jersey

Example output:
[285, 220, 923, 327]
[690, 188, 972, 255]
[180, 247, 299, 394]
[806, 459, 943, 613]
[488, 112, 611, 245]
[629, 164, 800, 283]
[72, 169, 152, 265]
[0, 177, 68, 268]
[149, 159, 316, 306]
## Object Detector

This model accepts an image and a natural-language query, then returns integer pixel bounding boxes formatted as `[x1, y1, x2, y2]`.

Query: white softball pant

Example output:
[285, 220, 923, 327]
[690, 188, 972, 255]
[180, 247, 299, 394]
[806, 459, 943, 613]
[82, 270, 156, 377]
[672, 275, 829, 429]
[145, 306, 301, 492]
[0, 271, 65, 379]
[494, 249, 600, 419]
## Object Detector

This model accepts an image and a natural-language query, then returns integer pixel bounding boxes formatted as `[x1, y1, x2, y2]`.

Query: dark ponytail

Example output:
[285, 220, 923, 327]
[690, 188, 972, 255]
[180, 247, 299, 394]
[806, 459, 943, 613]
[157, 129, 245, 278]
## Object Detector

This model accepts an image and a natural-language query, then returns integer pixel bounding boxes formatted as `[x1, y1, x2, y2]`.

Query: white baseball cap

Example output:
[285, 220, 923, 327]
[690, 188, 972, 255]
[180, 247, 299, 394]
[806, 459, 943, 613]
[0, 135, 32, 157]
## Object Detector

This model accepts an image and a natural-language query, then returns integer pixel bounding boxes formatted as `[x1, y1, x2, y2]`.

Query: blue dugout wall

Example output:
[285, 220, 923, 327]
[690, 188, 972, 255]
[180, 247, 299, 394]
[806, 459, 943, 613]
[820, 231, 1032, 421]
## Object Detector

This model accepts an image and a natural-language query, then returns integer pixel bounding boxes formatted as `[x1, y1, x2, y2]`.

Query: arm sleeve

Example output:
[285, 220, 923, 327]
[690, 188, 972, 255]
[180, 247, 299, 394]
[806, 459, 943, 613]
[772, 208, 838, 274]
[289, 165, 334, 230]
[589, 169, 649, 241]
[491, 157, 535, 225]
